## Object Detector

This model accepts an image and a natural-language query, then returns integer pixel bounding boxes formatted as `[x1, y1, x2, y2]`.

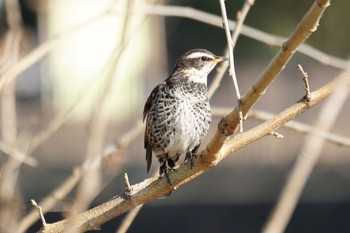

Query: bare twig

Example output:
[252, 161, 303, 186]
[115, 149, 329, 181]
[115, 205, 143, 233]
[0, 3, 115, 93]
[28, 76, 103, 154]
[212, 107, 350, 148]
[31, 200, 47, 229]
[20, 120, 143, 233]
[34, 1, 334, 231]
[116, 120, 144, 149]
[213, 0, 330, 146]
[217, 0, 254, 133]
[298, 64, 311, 101]
[0, 141, 37, 166]
[68, 0, 133, 216]
[219, 0, 243, 132]
[124, 4, 348, 69]
[0, 3, 346, 97]
[269, 131, 284, 138]
[0, 1, 24, 232]
[38, 69, 350, 233]
[262, 74, 350, 233]
[124, 173, 132, 195]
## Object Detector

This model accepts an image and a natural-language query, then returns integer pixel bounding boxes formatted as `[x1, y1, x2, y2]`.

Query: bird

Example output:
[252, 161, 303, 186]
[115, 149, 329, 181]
[143, 48, 228, 184]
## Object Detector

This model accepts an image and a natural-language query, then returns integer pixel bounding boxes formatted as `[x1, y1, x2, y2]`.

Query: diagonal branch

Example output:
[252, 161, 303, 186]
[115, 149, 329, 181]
[0, 1, 346, 96]
[212, 108, 350, 148]
[35, 0, 335, 231]
[262, 75, 350, 233]
[205, 0, 331, 162]
[38, 68, 350, 233]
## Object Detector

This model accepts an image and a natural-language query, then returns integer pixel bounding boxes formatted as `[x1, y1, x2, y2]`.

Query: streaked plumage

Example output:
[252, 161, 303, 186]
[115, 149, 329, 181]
[143, 49, 227, 184]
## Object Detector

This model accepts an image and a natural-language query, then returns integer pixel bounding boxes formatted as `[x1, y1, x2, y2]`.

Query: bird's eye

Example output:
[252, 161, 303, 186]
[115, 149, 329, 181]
[200, 56, 210, 61]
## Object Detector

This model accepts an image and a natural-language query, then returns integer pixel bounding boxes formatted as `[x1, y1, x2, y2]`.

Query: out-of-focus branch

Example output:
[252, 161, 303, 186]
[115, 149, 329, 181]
[125, 3, 348, 69]
[212, 108, 350, 148]
[205, 0, 331, 162]
[68, 0, 133, 215]
[0, 2, 347, 95]
[262, 75, 350, 233]
[19, 121, 144, 233]
[0, 0, 23, 232]
[219, 0, 255, 132]
[38, 68, 350, 233]
[115, 205, 143, 233]
[0, 141, 37, 166]
[0, 6, 111, 93]
[33, 1, 334, 231]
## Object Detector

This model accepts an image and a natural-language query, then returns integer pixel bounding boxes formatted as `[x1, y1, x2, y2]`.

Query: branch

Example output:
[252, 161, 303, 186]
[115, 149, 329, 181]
[19, 122, 143, 233]
[126, 3, 347, 69]
[212, 108, 350, 148]
[31, 200, 47, 230]
[262, 74, 350, 233]
[0, 1, 347, 95]
[38, 69, 350, 233]
[213, 0, 330, 144]
[0, 7, 111, 93]
[219, 0, 253, 132]
[35, 1, 334, 231]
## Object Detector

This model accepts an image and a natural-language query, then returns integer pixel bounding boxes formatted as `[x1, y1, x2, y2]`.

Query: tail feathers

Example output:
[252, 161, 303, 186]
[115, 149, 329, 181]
[146, 145, 152, 173]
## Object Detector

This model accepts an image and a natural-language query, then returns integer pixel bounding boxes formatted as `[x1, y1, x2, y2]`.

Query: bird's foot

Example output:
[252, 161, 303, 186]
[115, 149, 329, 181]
[184, 152, 197, 169]
[159, 166, 172, 186]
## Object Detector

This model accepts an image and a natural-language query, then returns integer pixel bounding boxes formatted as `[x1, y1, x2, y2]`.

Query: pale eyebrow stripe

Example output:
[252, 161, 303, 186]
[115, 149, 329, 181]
[186, 52, 214, 59]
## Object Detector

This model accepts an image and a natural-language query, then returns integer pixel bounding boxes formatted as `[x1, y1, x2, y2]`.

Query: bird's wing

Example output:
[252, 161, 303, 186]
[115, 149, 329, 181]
[143, 82, 166, 121]
[143, 83, 165, 173]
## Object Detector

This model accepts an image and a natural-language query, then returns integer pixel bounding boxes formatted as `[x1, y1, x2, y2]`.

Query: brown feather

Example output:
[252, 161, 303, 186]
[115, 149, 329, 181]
[143, 83, 165, 172]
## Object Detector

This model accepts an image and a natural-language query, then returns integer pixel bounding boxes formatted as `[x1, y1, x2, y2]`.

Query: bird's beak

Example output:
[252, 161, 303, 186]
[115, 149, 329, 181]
[213, 56, 229, 63]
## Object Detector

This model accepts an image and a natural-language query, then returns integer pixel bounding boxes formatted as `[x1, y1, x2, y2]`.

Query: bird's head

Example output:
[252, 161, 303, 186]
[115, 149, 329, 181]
[172, 49, 228, 84]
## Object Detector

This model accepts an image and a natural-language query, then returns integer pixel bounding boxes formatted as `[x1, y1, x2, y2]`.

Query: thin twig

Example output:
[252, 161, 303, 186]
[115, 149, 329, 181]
[125, 4, 348, 69]
[68, 0, 133, 216]
[31, 200, 47, 229]
[219, 0, 254, 133]
[0, 140, 37, 166]
[0, 1, 24, 231]
[19, 168, 82, 233]
[262, 74, 350, 233]
[219, 0, 242, 132]
[0, 3, 116, 93]
[20, 118, 143, 233]
[39, 69, 350, 233]
[231, 0, 255, 47]
[269, 131, 284, 138]
[124, 173, 132, 195]
[0, 3, 346, 97]
[214, 0, 330, 141]
[24, 21, 151, 232]
[212, 107, 350, 148]
[115, 205, 143, 233]
[298, 64, 311, 102]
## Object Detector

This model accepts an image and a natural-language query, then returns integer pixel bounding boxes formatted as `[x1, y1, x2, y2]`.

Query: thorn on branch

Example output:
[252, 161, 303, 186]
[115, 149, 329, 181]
[298, 64, 311, 103]
[31, 199, 47, 229]
[124, 173, 132, 197]
[269, 131, 284, 138]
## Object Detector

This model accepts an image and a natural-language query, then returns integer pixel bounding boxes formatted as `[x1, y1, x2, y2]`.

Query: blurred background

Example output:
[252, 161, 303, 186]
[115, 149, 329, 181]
[0, 0, 350, 232]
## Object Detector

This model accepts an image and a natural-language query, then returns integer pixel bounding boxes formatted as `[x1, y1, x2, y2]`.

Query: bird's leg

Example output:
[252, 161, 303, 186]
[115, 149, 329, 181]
[184, 151, 194, 168]
[184, 144, 200, 169]
[164, 169, 172, 186]
[159, 162, 172, 186]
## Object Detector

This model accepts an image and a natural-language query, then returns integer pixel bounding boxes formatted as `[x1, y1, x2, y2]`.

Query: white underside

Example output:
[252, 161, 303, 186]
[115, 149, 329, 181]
[164, 99, 200, 159]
